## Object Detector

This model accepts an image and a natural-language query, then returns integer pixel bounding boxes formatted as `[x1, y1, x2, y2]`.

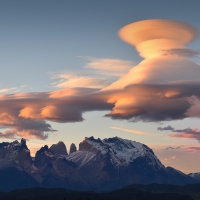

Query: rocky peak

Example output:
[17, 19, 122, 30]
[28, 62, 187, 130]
[0, 138, 32, 169]
[34, 145, 54, 168]
[0, 138, 28, 152]
[79, 137, 99, 154]
[20, 138, 28, 150]
[69, 143, 77, 154]
[37, 145, 49, 154]
[49, 141, 68, 156]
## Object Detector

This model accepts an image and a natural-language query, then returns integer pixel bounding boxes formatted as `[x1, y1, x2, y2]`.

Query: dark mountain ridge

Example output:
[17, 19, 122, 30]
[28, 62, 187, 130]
[126, 183, 200, 200]
[0, 186, 195, 200]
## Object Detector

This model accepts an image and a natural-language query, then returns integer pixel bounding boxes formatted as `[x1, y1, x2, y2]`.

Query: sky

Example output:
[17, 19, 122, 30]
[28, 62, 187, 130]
[0, 0, 200, 173]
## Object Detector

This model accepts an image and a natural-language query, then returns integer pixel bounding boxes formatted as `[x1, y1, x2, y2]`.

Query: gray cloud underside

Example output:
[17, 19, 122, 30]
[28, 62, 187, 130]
[162, 48, 200, 58]
[158, 125, 174, 131]
[173, 128, 200, 135]
[165, 145, 184, 150]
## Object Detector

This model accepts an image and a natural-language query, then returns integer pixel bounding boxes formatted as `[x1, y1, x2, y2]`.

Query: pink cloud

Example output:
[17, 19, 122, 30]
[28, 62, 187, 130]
[170, 156, 178, 160]
[186, 147, 200, 152]
[170, 128, 200, 142]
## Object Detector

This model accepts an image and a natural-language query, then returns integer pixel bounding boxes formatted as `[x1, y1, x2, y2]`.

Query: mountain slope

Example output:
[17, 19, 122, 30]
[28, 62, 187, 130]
[189, 173, 200, 183]
[0, 167, 39, 192]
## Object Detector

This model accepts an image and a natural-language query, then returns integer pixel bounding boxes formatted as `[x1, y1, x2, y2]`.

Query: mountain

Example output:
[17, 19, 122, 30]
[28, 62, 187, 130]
[0, 138, 33, 170]
[189, 173, 200, 183]
[0, 167, 39, 192]
[69, 143, 77, 154]
[49, 141, 68, 156]
[65, 136, 195, 190]
[0, 136, 198, 192]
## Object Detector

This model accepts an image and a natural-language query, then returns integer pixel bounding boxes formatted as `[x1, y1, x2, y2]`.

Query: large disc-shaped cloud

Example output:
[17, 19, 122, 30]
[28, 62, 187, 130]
[119, 19, 199, 58]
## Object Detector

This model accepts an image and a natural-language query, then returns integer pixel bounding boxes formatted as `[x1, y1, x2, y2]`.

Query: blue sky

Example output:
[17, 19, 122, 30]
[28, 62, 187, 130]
[0, 0, 200, 173]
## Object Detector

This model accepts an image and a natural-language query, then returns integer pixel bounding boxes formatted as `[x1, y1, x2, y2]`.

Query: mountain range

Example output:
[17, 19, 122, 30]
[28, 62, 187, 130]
[0, 136, 199, 192]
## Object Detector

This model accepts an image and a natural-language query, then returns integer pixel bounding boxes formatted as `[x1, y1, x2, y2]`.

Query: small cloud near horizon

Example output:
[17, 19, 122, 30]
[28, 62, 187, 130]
[110, 126, 149, 135]
[170, 127, 200, 142]
[165, 145, 184, 150]
[158, 125, 174, 131]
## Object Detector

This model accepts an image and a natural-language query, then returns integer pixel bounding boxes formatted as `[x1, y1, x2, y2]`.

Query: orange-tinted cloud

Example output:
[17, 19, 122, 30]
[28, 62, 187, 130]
[101, 20, 200, 122]
[119, 19, 199, 58]
[110, 126, 148, 134]
[170, 156, 178, 160]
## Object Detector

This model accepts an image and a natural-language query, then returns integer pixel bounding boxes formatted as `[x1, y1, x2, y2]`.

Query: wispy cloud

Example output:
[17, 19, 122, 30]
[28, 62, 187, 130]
[0, 85, 27, 94]
[110, 126, 149, 135]
[51, 58, 133, 89]
[83, 57, 133, 76]
[52, 73, 111, 88]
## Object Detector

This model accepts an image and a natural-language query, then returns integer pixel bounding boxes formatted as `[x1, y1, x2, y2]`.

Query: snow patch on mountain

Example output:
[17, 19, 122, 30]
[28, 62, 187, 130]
[66, 151, 96, 168]
[84, 136, 163, 168]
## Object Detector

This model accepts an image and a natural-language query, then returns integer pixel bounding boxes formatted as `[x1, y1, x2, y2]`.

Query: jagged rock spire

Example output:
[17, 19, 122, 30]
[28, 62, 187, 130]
[69, 143, 77, 154]
[49, 141, 68, 156]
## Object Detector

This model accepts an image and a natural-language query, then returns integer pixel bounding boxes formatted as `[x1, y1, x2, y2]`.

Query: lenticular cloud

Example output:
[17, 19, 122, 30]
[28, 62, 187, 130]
[103, 19, 200, 121]
[0, 19, 200, 139]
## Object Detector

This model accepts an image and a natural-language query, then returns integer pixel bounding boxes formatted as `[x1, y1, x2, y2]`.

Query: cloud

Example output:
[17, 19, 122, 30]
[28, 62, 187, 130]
[186, 147, 200, 152]
[170, 127, 200, 142]
[52, 58, 133, 89]
[0, 117, 56, 140]
[170, 155, 178, 160]
[185, 96, 200, 118]
[162, 48, 200, 58]
[158, 125, 174, 131]
[84, 57, 133, 76]
[0, 87, 17, 94]
[165, 145, 184, 150]
[104, 84, 194, 121]
[101, 20, 200, 122]
[0, 85, 27, 94]
[119, 19, 199, 58]
[110, 126, 148, 134]
[0, 19, 200, 139]
[52, 73, 112, 89]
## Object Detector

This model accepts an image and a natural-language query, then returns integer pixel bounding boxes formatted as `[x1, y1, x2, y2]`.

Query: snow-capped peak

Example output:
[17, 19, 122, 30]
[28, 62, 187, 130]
[80, 136, 163, 168]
